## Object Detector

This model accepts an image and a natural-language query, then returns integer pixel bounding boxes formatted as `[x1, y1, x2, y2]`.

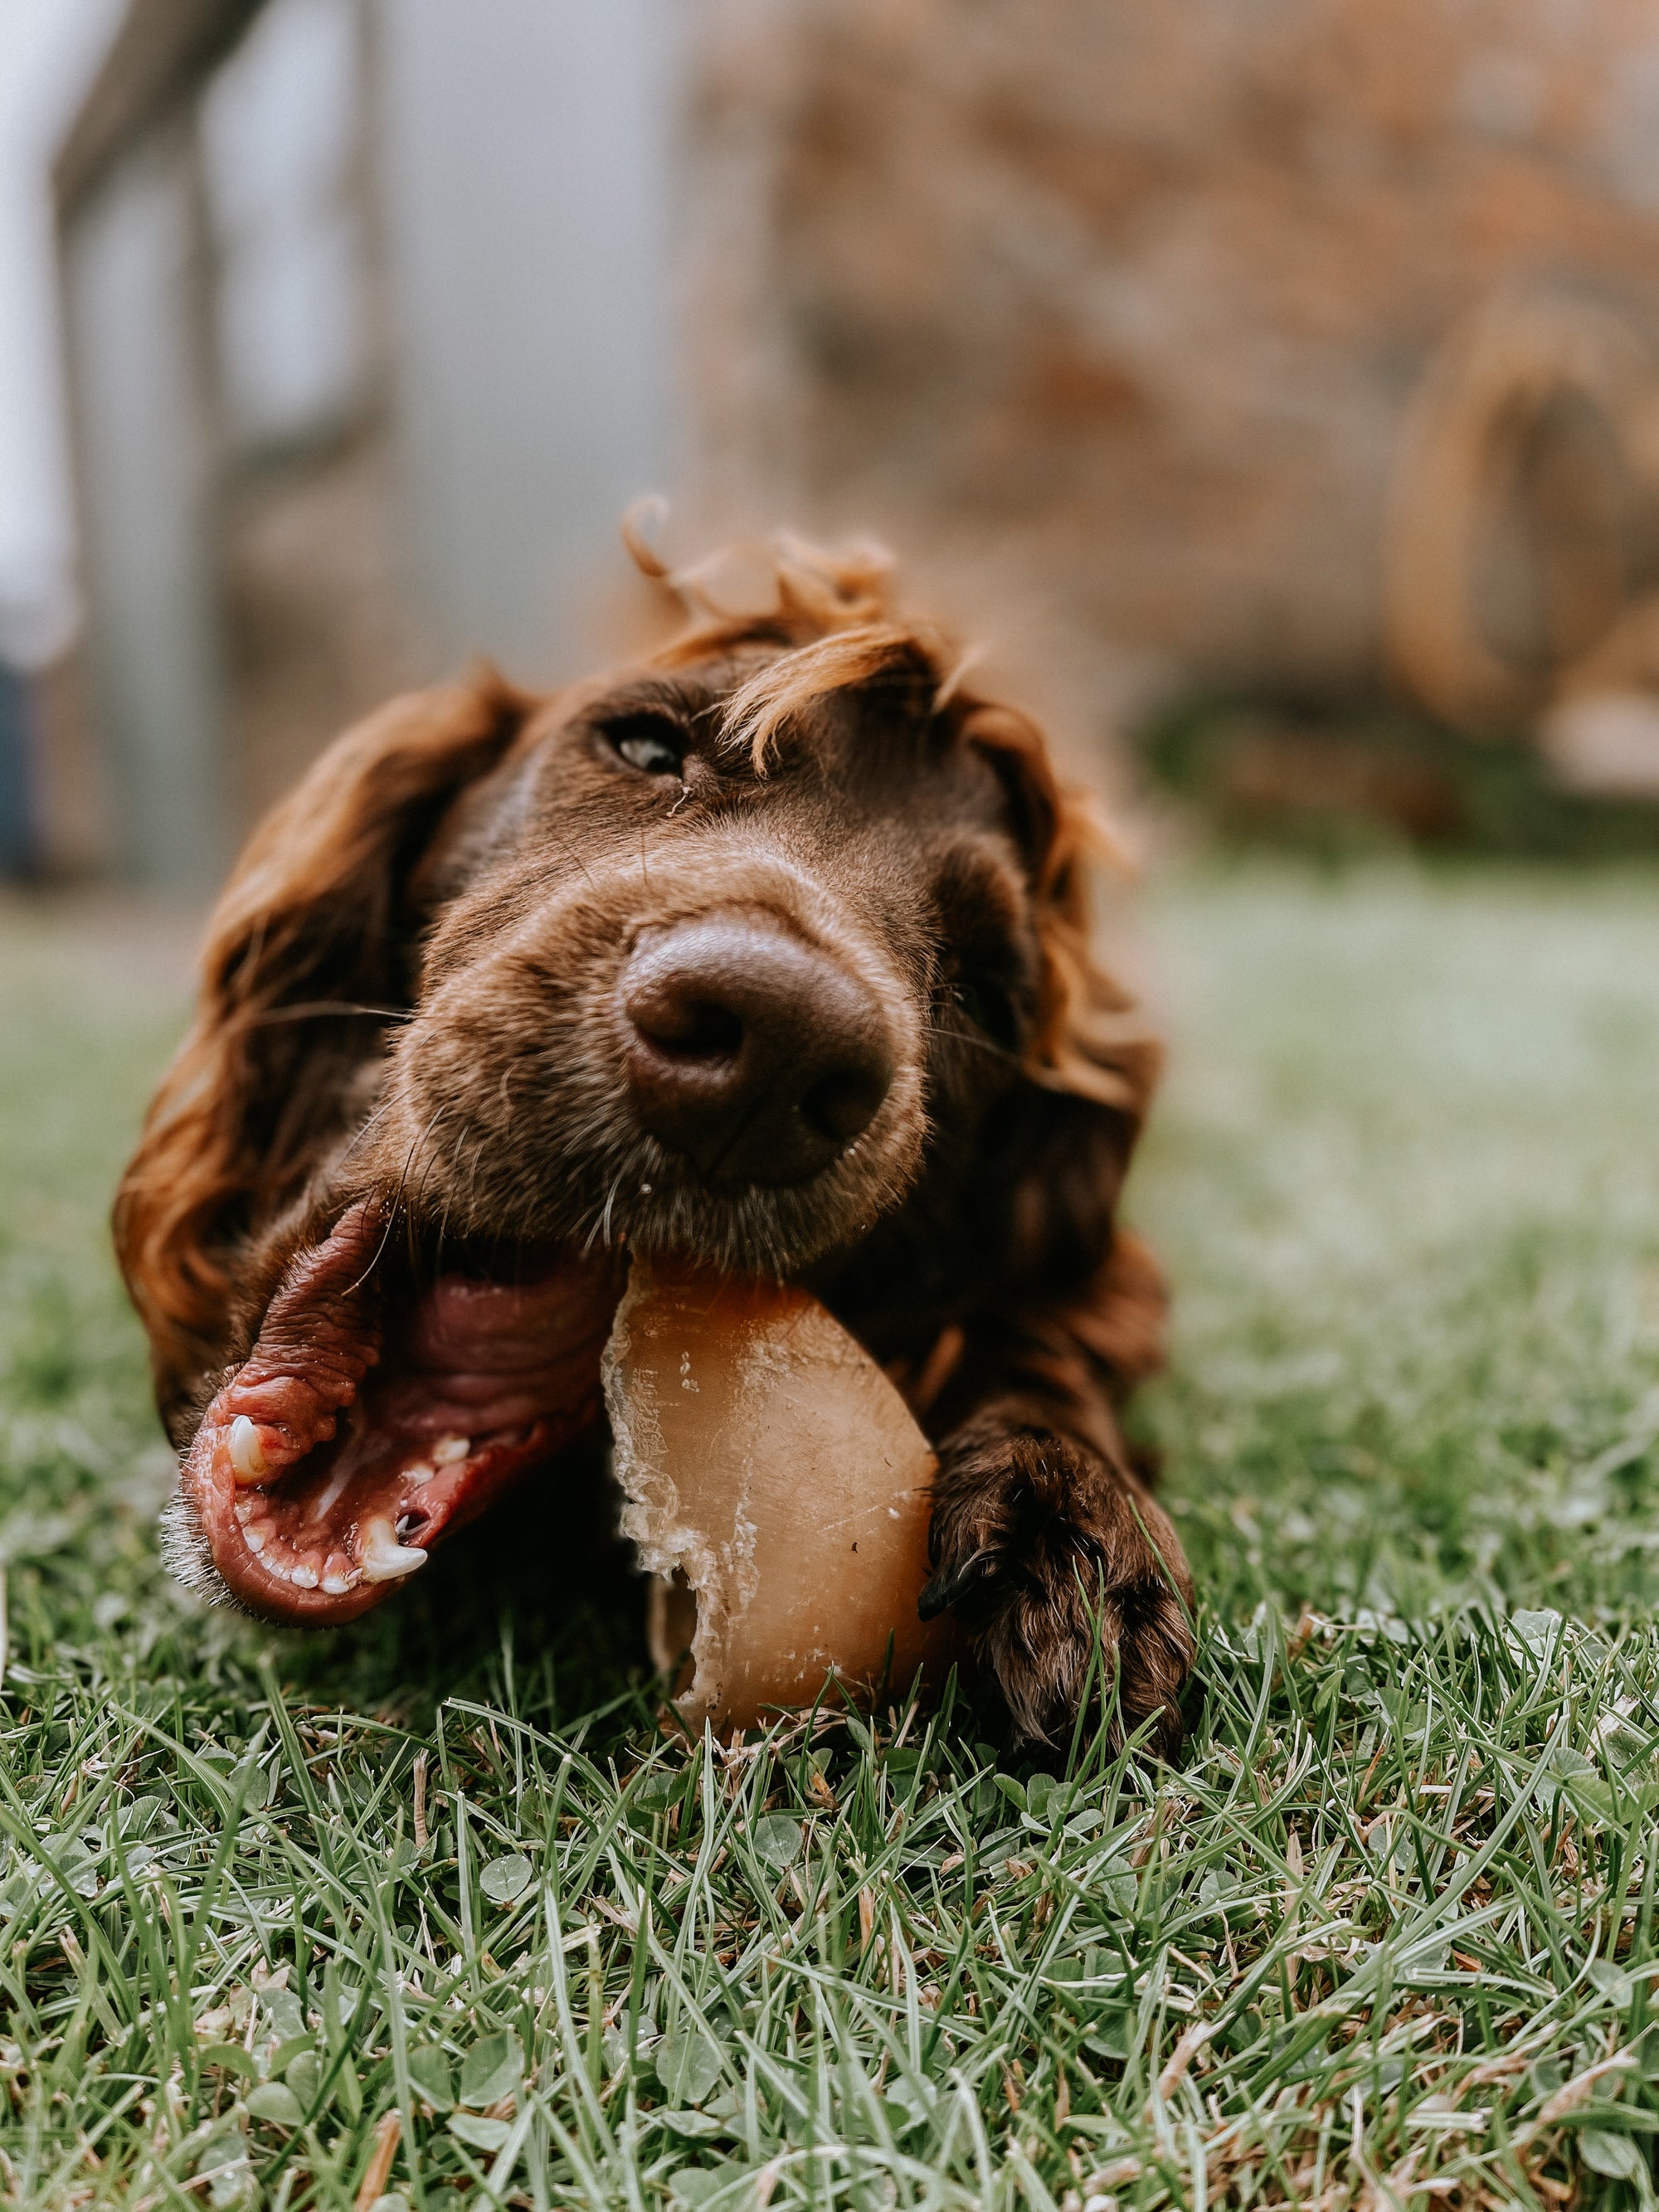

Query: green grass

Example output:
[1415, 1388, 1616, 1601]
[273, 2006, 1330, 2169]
[7, 863, 1659, 2210]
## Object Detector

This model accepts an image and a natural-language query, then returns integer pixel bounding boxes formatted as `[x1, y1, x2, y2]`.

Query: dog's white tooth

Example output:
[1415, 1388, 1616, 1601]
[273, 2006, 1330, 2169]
[228, 1415, 268, 1483]
[289, 1564, 319, 1589]
[234, 1500, 251, 1524]
[320, 1571, 356, 1595]
[404, 1461, 435, 1487]
[358, 1514, 429, 1582]
[360, 1546, 427, 1582]
[433, 1435, 469, 1466]
[245, 1527, 267, 1553]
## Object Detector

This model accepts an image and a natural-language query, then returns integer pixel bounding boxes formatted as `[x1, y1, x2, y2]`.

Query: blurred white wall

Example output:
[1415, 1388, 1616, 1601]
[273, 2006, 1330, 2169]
[202, 0, 364, 452]
[0, 0, 123, 665]
[376, 0, 684, 679]
[70, 131, 227, 885]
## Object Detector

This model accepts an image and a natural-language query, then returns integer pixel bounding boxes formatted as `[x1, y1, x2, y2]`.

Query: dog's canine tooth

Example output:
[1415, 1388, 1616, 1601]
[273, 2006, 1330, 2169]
[433, 1435, 469, 1465]
[358, 1514, 428, 1582]
[228, 1415, 268, 1483]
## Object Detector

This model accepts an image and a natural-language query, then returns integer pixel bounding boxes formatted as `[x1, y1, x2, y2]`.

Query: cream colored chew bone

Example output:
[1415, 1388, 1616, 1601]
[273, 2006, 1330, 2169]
[603, 1260, 952, 1733]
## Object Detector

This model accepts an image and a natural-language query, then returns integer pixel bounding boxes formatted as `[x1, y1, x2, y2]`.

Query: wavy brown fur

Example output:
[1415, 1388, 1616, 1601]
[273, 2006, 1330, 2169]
[113, 674, 530, 1417]
[114, 529, 1188, 1745]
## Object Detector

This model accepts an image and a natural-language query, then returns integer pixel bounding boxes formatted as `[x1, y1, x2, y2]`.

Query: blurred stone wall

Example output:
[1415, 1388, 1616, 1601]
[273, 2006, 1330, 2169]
[689, 0, 1659, 710]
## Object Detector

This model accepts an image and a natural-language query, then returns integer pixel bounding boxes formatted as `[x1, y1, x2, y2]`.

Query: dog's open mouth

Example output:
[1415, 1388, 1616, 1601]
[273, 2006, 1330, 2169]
[170, 1203, 624, 1622]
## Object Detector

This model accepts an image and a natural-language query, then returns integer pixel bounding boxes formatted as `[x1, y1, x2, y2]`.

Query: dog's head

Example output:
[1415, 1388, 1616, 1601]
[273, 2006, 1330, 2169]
[115, 537, 1155, 1621]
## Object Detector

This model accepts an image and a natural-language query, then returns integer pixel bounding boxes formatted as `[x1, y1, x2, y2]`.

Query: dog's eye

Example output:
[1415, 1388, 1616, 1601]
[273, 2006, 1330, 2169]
[951, 979, 1014, 1044]
[605, 716, 686, 777]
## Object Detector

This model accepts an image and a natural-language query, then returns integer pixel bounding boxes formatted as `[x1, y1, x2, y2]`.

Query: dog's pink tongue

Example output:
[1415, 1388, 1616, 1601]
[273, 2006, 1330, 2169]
[377, 1274, 616, 1436]
[178, 1208, 621, 1623]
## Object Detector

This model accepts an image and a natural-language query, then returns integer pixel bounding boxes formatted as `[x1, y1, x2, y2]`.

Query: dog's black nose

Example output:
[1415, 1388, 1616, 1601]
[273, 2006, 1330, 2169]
[619, 917, 894, 1183]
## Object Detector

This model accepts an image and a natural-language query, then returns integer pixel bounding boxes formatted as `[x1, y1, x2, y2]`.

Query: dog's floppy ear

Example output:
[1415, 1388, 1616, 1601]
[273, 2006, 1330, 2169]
[114, 670, 532, 1422]
[964, 708, 1165, 1389]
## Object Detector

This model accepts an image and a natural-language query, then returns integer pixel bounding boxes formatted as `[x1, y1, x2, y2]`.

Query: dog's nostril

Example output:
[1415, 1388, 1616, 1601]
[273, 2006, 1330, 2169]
[633, 992, 743, 1061]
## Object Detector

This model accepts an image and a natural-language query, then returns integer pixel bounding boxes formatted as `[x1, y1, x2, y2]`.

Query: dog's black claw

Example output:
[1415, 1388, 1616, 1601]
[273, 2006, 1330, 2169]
[918, 1548, 995, 1621]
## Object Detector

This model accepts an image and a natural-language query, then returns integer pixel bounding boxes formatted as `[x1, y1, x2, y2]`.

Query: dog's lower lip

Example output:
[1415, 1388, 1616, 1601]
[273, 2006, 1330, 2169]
[204, 1412, 581, 1617]
[176, 1206, 622, 1622]
[231, 1484, 432, 1590]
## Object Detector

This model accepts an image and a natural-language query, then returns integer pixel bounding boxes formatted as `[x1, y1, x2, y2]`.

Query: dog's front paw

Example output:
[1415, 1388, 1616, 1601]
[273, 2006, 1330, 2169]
[920, 1419, 1194, 1754]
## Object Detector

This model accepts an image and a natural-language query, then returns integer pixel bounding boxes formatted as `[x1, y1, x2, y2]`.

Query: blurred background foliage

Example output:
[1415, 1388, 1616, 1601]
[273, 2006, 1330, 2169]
[12, 1, 1659, 878]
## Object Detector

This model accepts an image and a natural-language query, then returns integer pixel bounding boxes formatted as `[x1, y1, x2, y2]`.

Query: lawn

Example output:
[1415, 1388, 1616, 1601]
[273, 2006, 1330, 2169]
[6, 862, 1659, 2211]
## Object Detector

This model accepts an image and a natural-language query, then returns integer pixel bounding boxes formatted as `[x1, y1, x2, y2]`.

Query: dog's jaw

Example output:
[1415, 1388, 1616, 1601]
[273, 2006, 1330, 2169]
[168, 1205, 621, 1621]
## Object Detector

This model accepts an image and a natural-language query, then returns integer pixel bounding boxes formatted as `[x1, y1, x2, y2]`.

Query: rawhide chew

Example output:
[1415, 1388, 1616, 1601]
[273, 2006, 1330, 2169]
[603, 1261, 952, 1733]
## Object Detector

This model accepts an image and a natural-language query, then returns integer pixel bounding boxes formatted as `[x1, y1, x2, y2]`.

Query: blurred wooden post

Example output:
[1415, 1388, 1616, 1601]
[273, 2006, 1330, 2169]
[55, 0, 260, 888]
[63, 122, 228, 888]
[53, 0, 685, 882]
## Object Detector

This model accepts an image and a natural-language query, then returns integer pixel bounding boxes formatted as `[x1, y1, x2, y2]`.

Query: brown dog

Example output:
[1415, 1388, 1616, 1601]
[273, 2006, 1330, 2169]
[114, 538, 1194, 1749]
